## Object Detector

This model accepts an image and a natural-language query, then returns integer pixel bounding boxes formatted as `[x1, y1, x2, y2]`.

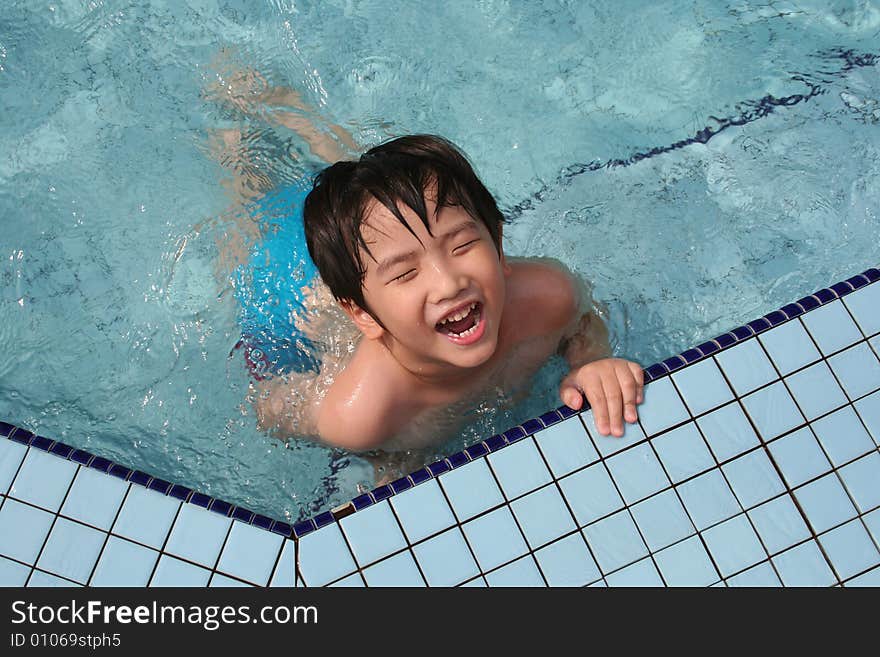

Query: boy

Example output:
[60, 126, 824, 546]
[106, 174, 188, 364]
[204, 67, 644, 466]
[256, 136, 644, 455]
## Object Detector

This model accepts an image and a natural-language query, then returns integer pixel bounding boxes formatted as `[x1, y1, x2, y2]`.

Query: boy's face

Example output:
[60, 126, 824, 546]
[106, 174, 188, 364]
[345, 185, 511, 376]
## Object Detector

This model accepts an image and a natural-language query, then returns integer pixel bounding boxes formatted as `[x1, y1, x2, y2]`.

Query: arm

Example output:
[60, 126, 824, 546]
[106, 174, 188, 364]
[557, 294, 613, 369]
[253, 375, 322, 441]
[553, 270, 645, 438]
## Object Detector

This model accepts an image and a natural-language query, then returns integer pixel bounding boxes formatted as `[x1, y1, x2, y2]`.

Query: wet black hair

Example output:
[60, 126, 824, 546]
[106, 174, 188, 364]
[302, 134, 507, 325]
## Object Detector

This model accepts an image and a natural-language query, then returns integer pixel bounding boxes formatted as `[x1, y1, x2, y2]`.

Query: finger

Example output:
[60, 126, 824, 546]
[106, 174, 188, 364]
[559, 380, 583, 410]
[601, 375, 625, 437]
[628, 361, 645, 404]
[616, 364, 641, 424]
[559, 373, 583, 410]
[584, 379, 610, 436]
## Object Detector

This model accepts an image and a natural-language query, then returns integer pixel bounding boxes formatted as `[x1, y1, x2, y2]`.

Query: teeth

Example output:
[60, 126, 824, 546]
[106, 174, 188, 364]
[439, 302, 477, 326]
[447, 306, 482, 338]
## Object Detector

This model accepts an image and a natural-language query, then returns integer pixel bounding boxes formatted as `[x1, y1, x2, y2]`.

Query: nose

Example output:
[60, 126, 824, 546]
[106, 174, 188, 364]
[427, 255, 467, 304]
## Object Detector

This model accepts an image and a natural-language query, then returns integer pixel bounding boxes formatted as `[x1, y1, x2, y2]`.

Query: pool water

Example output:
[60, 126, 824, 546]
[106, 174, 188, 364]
[0, 0, 878, 522]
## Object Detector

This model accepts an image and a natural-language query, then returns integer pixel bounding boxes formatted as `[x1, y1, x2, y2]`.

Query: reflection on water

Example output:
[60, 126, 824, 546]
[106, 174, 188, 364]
[0, 1, 878, 521]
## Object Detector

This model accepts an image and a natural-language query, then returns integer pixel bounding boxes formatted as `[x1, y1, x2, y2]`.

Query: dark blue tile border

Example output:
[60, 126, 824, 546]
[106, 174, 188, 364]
[448, 451, 470, 469]
[1, 265, 877, 547]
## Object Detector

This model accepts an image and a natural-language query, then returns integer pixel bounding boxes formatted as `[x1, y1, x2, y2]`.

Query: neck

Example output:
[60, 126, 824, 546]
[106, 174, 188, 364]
[378, 322, 508, 395]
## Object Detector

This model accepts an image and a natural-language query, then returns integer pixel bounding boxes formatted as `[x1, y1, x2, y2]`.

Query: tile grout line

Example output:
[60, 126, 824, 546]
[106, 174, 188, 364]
[23, 462, 81, 587]
[86, 482, 134, 587]
[2, 266, 879, 586]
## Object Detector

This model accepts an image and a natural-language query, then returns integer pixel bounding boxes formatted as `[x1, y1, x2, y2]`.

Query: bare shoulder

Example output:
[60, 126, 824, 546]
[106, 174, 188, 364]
[315, 341, 416, 452]
[506, 256, 583, 338]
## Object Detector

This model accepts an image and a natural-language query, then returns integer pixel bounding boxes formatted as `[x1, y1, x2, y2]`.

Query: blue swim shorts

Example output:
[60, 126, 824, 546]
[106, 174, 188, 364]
[233, 181, 322, 378]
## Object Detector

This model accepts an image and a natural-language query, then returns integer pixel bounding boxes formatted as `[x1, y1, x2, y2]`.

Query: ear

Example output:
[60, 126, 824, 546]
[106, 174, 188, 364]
[339, 299, 385, 340]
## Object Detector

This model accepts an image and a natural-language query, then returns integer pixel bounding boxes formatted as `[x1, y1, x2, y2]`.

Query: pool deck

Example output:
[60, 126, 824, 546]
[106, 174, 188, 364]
[2, 266, 879, 587]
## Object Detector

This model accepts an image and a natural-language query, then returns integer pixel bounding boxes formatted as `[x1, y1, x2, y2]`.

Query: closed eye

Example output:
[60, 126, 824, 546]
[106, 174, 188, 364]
[455, 239, 480, 252]
[392, 269, 416, 283]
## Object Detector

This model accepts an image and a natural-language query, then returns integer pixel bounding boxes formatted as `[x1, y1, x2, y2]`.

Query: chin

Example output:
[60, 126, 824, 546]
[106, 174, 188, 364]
[448, 334, 498, 369]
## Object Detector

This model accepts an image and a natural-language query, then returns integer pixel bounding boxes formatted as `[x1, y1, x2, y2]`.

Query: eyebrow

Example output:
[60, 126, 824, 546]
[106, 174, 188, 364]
[375, 220, 479, 277]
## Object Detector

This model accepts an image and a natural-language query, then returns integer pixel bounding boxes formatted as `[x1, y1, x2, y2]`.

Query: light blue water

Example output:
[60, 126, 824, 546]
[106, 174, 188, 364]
[1, 1, 878, 521]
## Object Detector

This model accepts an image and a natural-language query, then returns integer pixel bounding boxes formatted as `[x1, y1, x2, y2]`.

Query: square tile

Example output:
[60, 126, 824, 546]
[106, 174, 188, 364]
[636, 376, 690, 437]
[460, 576, 487, 588]
[0, 498, 54, 564]
[654, 535, 719, 586]
[216, 520, 284, 586]
[696, 402, 761, 462]
[605, 557, 664, 587]
[36, 517, 105, 584]
[340, 500, 406, 567]
[676, 470, 742, 530]
[854, 390, 880, 445]
[511, 484, 576, 549]
[818, 519, 880, 581]
[111, 485, 180, 550]
[582, 510, 649, 574]
[606, 443, 670, 505]
[0, 555, 30, 586]
[651, 422, 715, 483]
[794, 473, 858, 534]
[60, 466, 128, 531]
[149, 555, 211, 587]
[759, 319, 822, 376]
[864, 508, 880, 545]
[741, 381, 805, 441]
[329, 573, 365, 587]
[534, 416, 599, 477]
[828, 342, 880, 399]
[801, 299, 864, 356]
[210, 573, 253, 587]
[715, 338, 778, 396]
[165, 502, 232, 568]
[8, 448, 77, 511]
[630, 488, 696, 552]
[726, 561, 781, 587]
[269, 539, 296, 587]
[811, 406, 876, 466]
[846, 566, 880, 587]
[89, 536, 159, 586]
[438, 458, 504, 521]
[671, 358, 735, 416]
[584, 408, 647, 457]
[839, 452, 880, 513]
[363, 550, 425, 587]
[843, 281, 880, 336]
[721, 449, 785, 510]
[485, 555, 545, 587]
[534, 533, 601, 587]
[702, 514, 766, 577]
[298, 522, 356, 587]
[462, 506, 528, 573]
[772, 540, 836, 586]
[28, 571, 79, 588]
[412, 528, 478, 587]
[747, 494, 810, 555]
[558, 463, 624, 527]
[487, 437, 552, 499]
[767, 427, 832, 488]
[0, 440, 27, 494]
[390, 479, 456, 544]
[786, 361, 848, 421]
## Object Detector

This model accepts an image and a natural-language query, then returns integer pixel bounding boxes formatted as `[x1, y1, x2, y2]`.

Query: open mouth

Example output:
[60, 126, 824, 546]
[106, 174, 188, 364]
[435, 301, 484, 342]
